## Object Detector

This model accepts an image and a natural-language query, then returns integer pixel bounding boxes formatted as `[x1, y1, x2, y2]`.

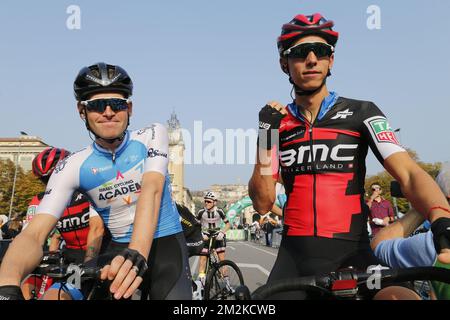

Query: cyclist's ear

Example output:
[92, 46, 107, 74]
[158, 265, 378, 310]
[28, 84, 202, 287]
[127, 101, 133, 117]
[279, 57, 289, 74]
[77, 103, 86, 120]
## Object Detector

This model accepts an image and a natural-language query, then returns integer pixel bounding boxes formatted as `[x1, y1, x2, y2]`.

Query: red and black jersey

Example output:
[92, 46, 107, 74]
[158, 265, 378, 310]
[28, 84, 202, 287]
[27, 192, 92, 249]
[277, 93, 405, 242]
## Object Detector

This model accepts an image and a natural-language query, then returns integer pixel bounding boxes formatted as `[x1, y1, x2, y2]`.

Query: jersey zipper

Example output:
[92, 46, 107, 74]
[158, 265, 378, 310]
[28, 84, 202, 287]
[308, 122, 318, 237]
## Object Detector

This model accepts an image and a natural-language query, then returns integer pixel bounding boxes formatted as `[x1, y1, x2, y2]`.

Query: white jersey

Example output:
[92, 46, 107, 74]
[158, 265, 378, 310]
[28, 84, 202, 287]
[37, 123, 182, 242]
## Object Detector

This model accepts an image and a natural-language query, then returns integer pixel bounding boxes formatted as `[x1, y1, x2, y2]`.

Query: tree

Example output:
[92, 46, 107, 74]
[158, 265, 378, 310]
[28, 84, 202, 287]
[0, 159, 45, 218]
[365, 149, 442, 214]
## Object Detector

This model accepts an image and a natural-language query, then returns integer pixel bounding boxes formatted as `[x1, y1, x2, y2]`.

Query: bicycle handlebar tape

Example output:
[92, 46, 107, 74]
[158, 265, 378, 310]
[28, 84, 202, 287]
[118, 248, 148, 278]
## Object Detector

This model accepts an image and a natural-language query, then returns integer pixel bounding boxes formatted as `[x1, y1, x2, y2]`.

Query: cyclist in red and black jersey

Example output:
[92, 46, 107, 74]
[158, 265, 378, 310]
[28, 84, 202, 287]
[248, 13, 450, 298]
[21, 147, 104, 300]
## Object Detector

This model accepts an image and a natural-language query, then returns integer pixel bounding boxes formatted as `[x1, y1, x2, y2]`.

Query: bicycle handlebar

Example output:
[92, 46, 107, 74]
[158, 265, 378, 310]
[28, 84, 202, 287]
[249, 266, 450, 300]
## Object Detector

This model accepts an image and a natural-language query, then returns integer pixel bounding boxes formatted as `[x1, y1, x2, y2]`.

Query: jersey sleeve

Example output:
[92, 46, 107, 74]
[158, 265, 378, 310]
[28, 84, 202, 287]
[89, 205, 100, 218]
[360, 102, 406, 164]
[196, 209, 204, 221]
[218, 209, 228, 223]
[374, 231, 437, 268]
[143, 123, 169, 176]
[36, 155, 80, 220]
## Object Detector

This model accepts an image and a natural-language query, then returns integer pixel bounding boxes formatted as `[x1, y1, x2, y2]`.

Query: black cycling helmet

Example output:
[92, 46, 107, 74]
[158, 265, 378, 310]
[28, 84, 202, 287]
[74, 62, 133, 101]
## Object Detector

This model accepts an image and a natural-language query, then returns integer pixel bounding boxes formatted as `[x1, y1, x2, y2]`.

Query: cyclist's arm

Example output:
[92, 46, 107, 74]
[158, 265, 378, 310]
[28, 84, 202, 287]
[218, 209, 231, 233]
[0, 156, 78, 286]
[271, 203, 283, 217]
[0, 214, 57, 286]
[371, 208, 425, 250]
[361, 102, 449, 222]
[249, 147, 278, 214]
[384, 153, 450, 222]
[48, 231, 61, 252]
[105, 123, 169, 299]
[84, 212, 104, 262]
[128, 171, 165, 259]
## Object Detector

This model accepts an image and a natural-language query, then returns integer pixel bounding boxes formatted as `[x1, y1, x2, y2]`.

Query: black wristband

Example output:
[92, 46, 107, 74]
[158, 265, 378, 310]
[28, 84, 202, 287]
[431, 217, 450, 253]
[0, 285, 25, 300]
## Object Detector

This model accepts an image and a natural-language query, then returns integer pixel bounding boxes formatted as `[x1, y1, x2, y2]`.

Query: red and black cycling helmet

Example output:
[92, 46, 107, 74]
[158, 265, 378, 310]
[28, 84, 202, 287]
[32, 148, 70, 181]
[277, 13, 339, 56]
[74, 62, 133, 101]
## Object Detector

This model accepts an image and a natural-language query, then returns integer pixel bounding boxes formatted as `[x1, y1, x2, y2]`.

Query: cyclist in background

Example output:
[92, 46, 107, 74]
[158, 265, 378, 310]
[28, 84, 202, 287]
[196, 192, 230, 284]
[20, 147, 105, 300]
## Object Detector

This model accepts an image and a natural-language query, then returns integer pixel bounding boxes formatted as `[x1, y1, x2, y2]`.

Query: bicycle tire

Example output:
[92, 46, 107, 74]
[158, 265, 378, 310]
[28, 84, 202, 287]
[204, 260, 244, 300]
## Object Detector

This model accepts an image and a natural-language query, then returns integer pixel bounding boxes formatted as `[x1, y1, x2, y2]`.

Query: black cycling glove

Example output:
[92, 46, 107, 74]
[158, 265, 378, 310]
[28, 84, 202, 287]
[431, 217, 450, 254]
[117, 248, 148, 278]
[0, 285, 25, 300]
[257, 105, 285, 150]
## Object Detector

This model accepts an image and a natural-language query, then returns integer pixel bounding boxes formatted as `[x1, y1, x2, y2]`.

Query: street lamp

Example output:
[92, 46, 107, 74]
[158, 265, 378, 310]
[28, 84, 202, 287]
[394, 128, 401, 144]
[8, 131, 28, 219]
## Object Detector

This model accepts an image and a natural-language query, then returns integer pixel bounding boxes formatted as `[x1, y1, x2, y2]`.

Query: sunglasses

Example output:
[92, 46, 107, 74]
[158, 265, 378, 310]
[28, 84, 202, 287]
[204, 200, 214, 204]
[81, 98, 130, 113]
[372, 187, 381, 191]
[283, 42, 334, 59]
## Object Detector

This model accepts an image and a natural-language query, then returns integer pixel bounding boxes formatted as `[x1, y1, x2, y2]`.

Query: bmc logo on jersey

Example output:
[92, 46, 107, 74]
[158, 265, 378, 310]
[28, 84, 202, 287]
[56, 211, 90, 232]
[280, 144, 358, 166]
[366, 117, 399, 145]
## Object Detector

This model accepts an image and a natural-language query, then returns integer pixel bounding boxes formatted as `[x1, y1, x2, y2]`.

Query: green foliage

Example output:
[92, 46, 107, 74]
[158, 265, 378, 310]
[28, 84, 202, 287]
[0, 159, 45, 218]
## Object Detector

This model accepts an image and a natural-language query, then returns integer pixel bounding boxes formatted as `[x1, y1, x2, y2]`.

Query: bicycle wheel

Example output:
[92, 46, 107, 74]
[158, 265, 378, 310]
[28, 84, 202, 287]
[204, 260, 244, 300]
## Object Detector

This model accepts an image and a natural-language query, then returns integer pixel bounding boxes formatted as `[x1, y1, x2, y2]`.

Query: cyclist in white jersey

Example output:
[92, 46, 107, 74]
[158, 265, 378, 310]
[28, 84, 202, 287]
[195, 192, 230, 283]
[0, 62, 191, 300]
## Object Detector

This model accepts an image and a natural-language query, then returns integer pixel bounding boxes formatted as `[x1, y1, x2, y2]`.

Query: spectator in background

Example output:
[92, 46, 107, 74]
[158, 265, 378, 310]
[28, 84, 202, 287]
[1, 219, 22, 240]
[260, 213, 278, 247]
[243, 223, 249, 241]
[0, 215, 8, 240]
[250, 219, 260, 242]
[367, 183, 395, 237]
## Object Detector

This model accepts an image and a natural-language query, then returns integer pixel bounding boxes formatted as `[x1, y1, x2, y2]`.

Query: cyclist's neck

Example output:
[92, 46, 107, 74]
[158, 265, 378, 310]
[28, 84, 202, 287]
[95, 139, 123, 152]
[295, 86, 330, 123]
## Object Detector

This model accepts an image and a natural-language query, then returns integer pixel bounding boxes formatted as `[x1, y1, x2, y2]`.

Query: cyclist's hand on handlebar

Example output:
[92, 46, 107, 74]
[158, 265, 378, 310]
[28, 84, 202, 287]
[202, 232, 209, 241]
[100, 248, 147, 300]
[431, 217, 450, 264]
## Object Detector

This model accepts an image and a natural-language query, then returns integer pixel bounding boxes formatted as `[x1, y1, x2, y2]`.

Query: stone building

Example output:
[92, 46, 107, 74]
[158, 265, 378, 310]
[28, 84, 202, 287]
[0, 133, 49, 171]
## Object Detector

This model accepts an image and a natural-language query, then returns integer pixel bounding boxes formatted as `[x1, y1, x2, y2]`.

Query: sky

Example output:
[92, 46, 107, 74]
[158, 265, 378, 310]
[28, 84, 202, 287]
[1, 0, 449, 190]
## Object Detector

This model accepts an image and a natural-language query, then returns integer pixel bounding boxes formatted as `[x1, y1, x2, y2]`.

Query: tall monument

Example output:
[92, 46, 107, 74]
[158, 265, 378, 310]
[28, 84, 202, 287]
[167, 111, 185, 204]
